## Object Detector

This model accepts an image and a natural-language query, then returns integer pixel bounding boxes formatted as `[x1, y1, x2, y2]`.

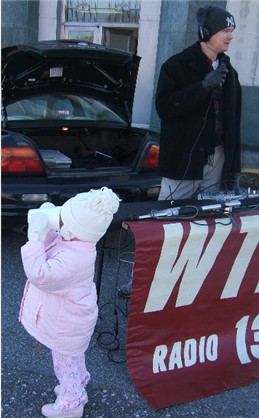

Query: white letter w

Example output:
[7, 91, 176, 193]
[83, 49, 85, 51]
[144, 220, 232, 312]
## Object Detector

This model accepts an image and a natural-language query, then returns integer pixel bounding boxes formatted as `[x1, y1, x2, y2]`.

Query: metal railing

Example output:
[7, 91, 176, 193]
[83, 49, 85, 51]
[65, 0, 141, 23]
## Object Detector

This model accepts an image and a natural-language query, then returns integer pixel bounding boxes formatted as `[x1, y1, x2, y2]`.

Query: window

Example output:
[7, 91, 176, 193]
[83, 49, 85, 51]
[103, 28, 138, 53]
[63, 1, 140, 53]
[67, 29, 95, 42]
[5, 94, 125, 124]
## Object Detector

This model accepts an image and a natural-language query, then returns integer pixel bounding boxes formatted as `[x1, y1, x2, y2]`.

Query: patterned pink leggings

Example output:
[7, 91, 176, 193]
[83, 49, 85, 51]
[52, 350, 90, 410]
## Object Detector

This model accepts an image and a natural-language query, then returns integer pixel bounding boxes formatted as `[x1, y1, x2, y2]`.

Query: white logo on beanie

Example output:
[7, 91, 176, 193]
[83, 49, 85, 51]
[226, 16, 235, 27]
[60, 187, 120, 242]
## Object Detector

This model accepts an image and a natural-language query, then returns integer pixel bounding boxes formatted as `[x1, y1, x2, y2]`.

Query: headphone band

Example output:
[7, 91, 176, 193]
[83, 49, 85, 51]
[198, 6, 212, 41]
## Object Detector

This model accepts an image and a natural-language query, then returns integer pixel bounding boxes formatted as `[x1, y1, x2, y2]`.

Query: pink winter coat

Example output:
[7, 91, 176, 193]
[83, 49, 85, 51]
[19, 231, 98, 356]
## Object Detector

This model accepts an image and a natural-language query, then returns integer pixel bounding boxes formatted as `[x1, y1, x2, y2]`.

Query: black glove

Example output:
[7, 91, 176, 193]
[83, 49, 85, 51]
[202, 63, 229, 93]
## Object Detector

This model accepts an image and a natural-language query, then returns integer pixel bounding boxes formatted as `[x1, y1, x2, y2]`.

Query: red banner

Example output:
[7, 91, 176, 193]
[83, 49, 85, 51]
[125, 212, 259, 410]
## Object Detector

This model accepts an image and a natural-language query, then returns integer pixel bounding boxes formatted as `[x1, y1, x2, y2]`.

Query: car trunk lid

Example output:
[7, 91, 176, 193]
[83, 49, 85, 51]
[1, 40, 141, 124]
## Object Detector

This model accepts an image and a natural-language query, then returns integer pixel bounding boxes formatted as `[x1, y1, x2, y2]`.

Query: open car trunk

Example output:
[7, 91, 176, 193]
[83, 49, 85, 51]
[8, 126, 146, 175]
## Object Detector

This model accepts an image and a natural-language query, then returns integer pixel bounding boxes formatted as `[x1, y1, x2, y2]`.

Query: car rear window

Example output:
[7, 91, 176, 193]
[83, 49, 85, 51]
[5, 94, 124, 123]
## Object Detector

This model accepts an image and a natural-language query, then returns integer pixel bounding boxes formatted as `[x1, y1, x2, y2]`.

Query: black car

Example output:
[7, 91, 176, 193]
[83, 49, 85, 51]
[1, 40, 161, 230]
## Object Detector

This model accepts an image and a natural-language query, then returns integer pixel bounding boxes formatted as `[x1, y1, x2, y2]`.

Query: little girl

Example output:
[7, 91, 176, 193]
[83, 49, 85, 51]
[19, 187, 120, 418]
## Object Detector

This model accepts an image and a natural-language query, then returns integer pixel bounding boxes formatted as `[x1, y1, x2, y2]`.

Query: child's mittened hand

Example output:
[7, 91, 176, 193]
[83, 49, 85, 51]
[27, 212, 50, 242]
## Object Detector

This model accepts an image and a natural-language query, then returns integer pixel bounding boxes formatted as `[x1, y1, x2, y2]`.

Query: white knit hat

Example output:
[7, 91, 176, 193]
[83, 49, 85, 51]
[60, 187, 120, 242]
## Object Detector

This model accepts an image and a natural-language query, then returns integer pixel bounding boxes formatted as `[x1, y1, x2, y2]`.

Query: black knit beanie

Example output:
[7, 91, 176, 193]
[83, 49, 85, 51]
[197, 6, 236, 41]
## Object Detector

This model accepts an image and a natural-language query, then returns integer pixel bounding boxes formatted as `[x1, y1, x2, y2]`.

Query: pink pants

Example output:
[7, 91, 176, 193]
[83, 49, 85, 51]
[52, 350, 90, 410]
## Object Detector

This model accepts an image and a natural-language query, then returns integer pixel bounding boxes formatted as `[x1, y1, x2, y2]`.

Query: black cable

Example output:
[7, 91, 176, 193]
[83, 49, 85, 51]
[191, 209, 234, 227]
[95, 228, 132, 364]
[103, 228, 134, 255]
[165, 94, 214, 200]
[192, 181, 225, 198]
[235, 174, 250, 194]
[95, 300, 129, 363]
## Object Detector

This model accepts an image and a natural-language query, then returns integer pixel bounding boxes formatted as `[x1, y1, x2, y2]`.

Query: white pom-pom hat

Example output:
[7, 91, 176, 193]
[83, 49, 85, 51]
[60, 187, 120, 242]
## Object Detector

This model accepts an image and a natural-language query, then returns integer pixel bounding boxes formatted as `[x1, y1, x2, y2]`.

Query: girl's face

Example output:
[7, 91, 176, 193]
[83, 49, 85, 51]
[207, 27, 234, 53]
[59, 216, 79, 241]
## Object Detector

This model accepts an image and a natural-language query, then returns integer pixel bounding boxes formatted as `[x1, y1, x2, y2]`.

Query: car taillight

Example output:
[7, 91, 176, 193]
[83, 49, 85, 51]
[1, 147, 45, 174]
[142, 145, 160, 171]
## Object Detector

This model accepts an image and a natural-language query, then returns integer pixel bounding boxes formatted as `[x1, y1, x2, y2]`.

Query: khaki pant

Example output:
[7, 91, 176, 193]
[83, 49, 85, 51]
[158, 145, 225, 201]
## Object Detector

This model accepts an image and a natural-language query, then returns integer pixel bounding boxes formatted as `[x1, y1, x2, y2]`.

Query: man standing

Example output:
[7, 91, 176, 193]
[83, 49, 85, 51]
[156, 5, 242, 200]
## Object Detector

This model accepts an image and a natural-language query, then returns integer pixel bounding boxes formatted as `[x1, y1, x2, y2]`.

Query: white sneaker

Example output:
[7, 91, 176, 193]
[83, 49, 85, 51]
[41, 402, 84, 418]
[54, 385, 88, 405]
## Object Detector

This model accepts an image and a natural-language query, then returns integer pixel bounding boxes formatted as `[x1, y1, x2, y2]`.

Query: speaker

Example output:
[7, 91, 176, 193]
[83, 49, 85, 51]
[198, 6, 212, 42]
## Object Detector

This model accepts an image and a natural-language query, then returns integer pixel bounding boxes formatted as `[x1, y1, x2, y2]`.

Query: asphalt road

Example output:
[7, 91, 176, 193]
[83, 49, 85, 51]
[2, 228, 259, 418]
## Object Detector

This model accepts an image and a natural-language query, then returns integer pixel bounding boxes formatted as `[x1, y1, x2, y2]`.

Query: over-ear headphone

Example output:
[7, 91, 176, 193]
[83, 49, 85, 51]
[198, 6, 212, 42]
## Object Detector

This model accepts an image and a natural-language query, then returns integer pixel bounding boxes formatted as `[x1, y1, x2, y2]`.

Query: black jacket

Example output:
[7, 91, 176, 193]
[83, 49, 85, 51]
[155, 42, 242, 181]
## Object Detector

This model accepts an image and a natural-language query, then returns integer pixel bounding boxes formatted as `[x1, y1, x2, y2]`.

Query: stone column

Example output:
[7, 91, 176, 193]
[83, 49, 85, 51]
[38, 0, 58, 40]
[132, 0, 162, 128]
